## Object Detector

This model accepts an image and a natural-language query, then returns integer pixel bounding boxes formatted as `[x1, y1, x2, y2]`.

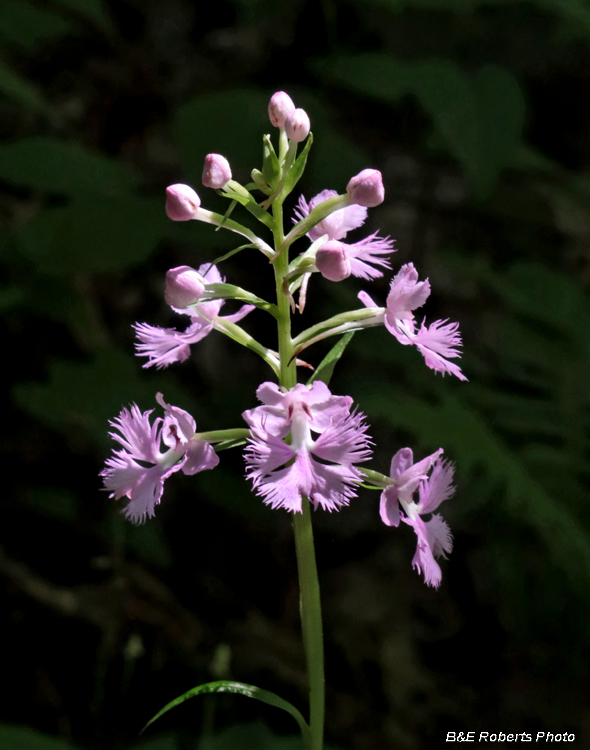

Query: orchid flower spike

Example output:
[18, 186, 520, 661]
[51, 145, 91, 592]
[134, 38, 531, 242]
[100, 394, 219, 524]
[380, 447, 455, 587]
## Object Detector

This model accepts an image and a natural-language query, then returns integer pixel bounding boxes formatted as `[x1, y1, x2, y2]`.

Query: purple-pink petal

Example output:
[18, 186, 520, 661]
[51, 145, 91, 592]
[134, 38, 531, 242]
[386, 263, 431, 320]
[413, 320, 467, 381]
[389, 447, 415, 480]
[134, 319, 213, 369]
[222, 304, 255, 324]
[183, 439, 220, 475]
[417, 459, 455, 515]
[312, 409, 372, 465]
[347, 232, 395, 280]
[293, 190, 367, 242]
[107, 404, 161, 463]
[403, 514, 444, 588]
[380, 485, 401, 527]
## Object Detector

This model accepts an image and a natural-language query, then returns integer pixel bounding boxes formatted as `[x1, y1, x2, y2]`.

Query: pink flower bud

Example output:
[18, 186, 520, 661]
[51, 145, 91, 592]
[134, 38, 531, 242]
[165, 265, 205, 308]
[268, 91, 296, 128]
[165, 184, 201, 221]
[285, 108, 310, 143]
[315, 241, 352, 282]
[346, 169, 385, 208]
[202, 153, 232, 189]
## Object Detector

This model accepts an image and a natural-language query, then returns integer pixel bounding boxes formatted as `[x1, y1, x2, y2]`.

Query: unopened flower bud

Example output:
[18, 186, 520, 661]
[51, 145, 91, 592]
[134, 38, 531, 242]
[202, 153, 232, 189]
[315, 241, 352, 282]
[165, 184, 201, 221]
[346, 169, 385, 208]
[268, 91, 296, 128]
[165, 265, 205, 308]
[285, 108, 310, 143]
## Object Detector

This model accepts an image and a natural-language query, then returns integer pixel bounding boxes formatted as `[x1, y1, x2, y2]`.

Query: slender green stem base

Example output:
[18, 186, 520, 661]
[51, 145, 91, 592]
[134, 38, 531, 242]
[293, 497, 325, 750]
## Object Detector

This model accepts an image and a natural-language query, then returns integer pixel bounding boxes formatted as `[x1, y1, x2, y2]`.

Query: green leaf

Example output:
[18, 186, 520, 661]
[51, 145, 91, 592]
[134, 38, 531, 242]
[0, 1, 72, 50]
[0, 724, 82, 750]
[307, 332, 355, 387]
[17, 195, 165, 274]
[0, 57, 53, 115]
[262, 134, 281, 187]
[279, 133, 313, 202]
[312, 55, 525, 196]
[0, 137, 138, 195]
[143, 681, 311, 747]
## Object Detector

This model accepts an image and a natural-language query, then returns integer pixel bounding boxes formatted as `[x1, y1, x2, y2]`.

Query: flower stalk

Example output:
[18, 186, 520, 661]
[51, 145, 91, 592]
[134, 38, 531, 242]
[273, 192, 325, 750]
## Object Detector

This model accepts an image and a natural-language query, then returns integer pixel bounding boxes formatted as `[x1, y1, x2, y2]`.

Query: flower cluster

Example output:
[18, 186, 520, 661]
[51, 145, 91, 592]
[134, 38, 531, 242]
[100, 89, 465, 588]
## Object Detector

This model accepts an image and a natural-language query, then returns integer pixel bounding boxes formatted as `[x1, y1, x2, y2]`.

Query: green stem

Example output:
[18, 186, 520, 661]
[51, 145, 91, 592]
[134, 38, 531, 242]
[292, 307, 383, 348]
[273, 196, 324, 750]
[293, 498, 325, 750]
[195, 208, 274, 257]
[359, 467, 395, 487]
[194, 428, 250, 443]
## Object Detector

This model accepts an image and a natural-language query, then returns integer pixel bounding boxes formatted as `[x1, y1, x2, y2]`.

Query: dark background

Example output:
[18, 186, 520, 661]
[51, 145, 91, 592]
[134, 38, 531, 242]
[2, 1, 590, 749]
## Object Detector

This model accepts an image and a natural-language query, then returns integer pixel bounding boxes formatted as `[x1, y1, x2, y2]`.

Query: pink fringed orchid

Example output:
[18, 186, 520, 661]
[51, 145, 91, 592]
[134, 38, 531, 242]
[380, 447, 455, 587]
[243, 381, 372, 513]
[293, 190, 395, 281]
[359, 262, 467, 380]
[134, 263, 254, 369]
[101, 393, 219, 523]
